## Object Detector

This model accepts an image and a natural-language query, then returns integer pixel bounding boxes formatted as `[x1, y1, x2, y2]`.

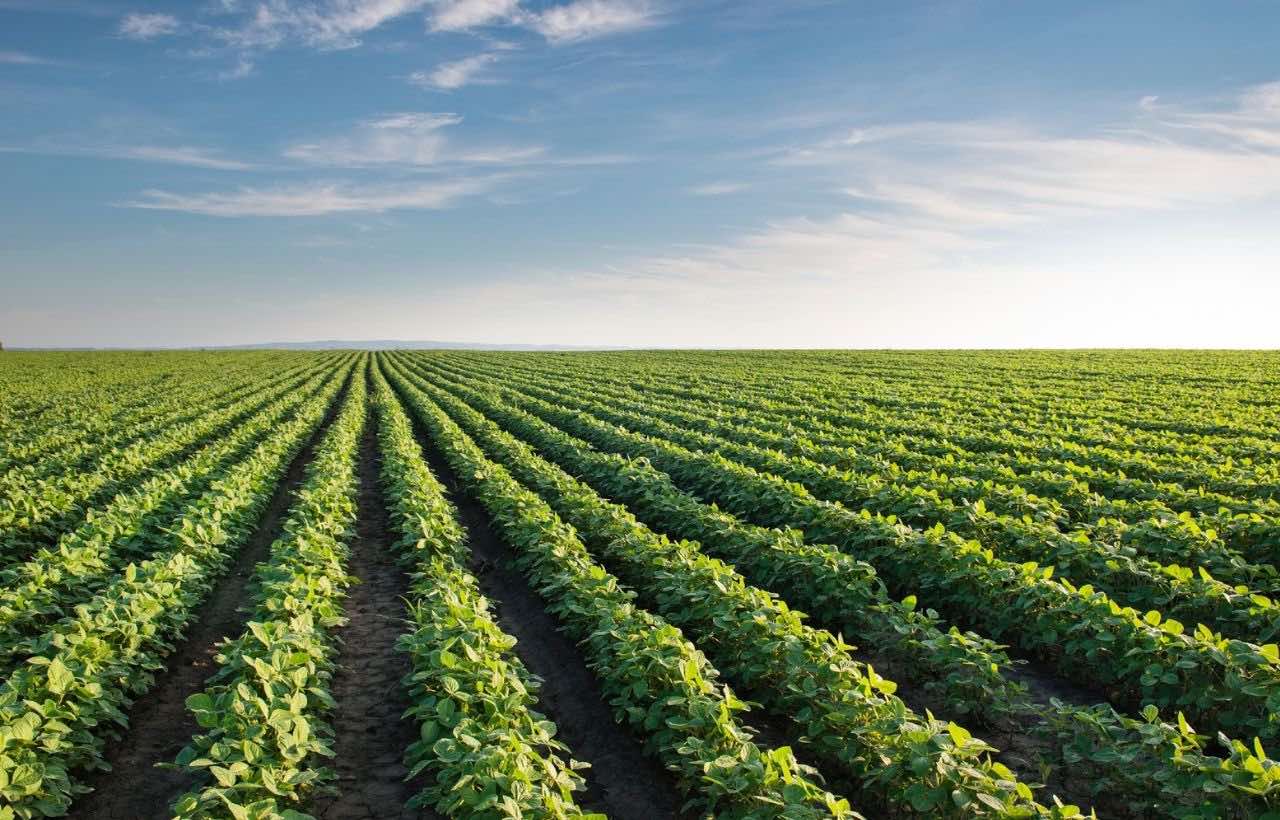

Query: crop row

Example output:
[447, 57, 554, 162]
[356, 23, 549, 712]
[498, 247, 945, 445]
[402, 359, 1280, 815]
[449, 353, 1280, 583]
[171, 361, 367, 818]
[525, 349, 1278, 448]
[0, 367, 333, 677]
[0, 358, 352, 818]
[439, 352, 1280, 525]
[384, 359, 1078, 817]
[432, 362, 1280, 644]
[0, 353, 329, 475]
[457, 349, 1280, 469]
[0, 355, 344, 564]
[395, 355, 1280, 747]
[384, 361, 860, 819]
[370, 366, 596, 818]
[0, 354, 334, 498]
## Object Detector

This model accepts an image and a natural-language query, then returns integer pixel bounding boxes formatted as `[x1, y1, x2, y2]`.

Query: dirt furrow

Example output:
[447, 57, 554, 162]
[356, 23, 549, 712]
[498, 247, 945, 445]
[310, 406, 440, 820]
[69, 381, 351, 820]
[401, 393, 685, 820]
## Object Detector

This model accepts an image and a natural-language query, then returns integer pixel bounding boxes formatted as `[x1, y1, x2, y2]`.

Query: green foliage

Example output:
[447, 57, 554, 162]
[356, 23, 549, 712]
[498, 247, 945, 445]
[372, 366, 596, 818]
[390, 362, 1049, 817]
[170, 364, 367, 819]
[385, 362, 859, 819]
[0, 356, 354, 819]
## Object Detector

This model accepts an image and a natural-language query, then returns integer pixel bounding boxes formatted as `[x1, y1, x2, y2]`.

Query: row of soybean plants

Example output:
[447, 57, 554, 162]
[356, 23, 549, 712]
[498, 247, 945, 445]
[426, 355, 1280, 643]
[382, 359, 864, 819]
[383, 356, 1073, 818]
[586, 358, 1280, 570]
[0, 355, 341, 568]
[410, 355, 1280, 743]
[0, 359, 343, 678]
[168, 363, 597, 820]
[580, 348, 1280, 468]
[397, 354, 1280, 817]
[589, 377, 1280, 584]
[432, 352, 1280, 567]
[370, 365, 596, 817]
[449, 349, 1280, 519]
[436, 375, 1276, 815]
[169, 361, 370, 818]
[447, 347, 1280, 466]
[447, 350, 1280, 577]
[170, 359, 862, 819]
[805, 350, 1280, 460]
[0, 352, 334, 504]
[391, 355, 1280, 813]
[616, 348, 1275, 445]
[0, 357, 354, 818]
[0, 351, 237, 448]
[0, 352, 310, 473]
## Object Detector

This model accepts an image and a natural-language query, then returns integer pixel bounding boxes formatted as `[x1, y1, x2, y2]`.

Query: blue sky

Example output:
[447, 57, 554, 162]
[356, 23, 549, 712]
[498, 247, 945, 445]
[2, 0, 1279, 348]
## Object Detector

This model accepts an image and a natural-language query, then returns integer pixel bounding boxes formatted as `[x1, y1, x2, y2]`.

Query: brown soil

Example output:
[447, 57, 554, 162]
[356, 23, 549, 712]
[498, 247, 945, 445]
[309, 407, 442, 820]
[68, 383, 348, 820]
[398, 387, 685, 820]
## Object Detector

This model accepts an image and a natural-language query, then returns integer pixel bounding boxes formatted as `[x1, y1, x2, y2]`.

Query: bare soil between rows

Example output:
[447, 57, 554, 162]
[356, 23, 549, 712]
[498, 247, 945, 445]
[309, 405, 441, 820]
[393, 371, 685, 820]
[69, 381, 349, 820]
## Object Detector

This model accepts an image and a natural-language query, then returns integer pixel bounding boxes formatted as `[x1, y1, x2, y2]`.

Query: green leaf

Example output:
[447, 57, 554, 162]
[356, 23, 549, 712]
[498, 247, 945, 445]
[46, 658, 74, 696]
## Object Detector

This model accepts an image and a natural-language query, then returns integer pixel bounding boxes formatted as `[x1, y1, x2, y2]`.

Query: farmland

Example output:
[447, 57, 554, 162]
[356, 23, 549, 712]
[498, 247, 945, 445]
[2, 349, 1279, 819]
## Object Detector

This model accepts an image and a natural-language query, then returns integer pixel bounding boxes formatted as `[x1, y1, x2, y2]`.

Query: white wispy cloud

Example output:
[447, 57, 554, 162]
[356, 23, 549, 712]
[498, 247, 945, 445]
[119, 12, 181, 39]
[526, 0, 658, 43]
[409, 51, 501, 90]
[282, 111, 561, 167]
[0, 142, 254, 170]
[540, 79, 1280, 321]
[219, 54, 255, 79]
[163, 0, 657, 60]
[283, 112, 462, 166]
[1151, 80, 1280, 151]
[121, 145, 256, 169]
[0, 50, 57, 65]
[688, 181, 747, 196]
[122, 177, 496, 216]
[428, 0, 518, 31]
[773, 83, 1280, 228]
[216, 0, 431, 50]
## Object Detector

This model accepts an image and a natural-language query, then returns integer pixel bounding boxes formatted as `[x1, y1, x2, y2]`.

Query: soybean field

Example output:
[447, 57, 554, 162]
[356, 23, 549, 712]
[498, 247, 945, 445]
[2, 348, 1280, 820]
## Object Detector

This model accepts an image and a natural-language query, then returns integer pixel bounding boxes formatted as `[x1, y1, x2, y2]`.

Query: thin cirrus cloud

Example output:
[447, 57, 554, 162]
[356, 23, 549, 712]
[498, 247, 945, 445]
[219, 54, 255, 79]
[771, 81, 1280, 229]
[280, 112, 635, 168]
[687, 181, 747, 196]
[0, 50, 58, 64]
[121, 145, 256, 170]
[409, 51, 501, 90]
[0, 142, 254, 170]
[524, 0, 658, 43]
[428, 0, 519, 32]
[130, 0, 660, 53]
[122, 176, 498, 216]
[118, 12, 180, 39]
[280, 111, 548, 167]
[1151, 80, 1280, 150]
[210, 0, 433, 50]
[573, 80, 1280, 304]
